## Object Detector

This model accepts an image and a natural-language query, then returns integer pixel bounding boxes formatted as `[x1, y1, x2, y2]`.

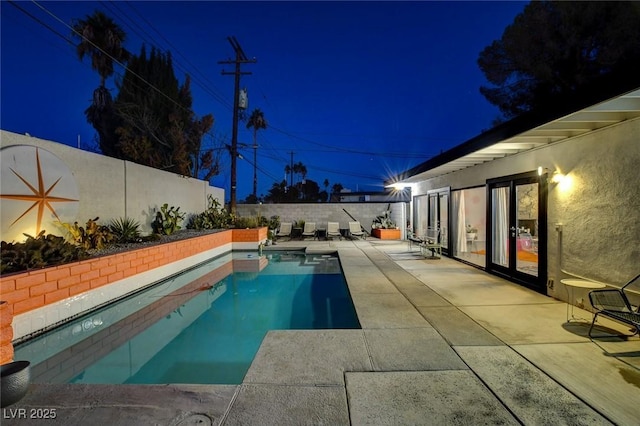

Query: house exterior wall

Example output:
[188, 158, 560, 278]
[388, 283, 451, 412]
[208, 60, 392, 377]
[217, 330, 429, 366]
[410, 118, 640, 295]
[0, 130, 224, 237]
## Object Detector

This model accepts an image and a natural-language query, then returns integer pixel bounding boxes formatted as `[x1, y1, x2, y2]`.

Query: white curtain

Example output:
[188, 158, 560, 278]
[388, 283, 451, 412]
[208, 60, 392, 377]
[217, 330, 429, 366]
[453, 191, 467, 253]
[492, 187, 509, 266]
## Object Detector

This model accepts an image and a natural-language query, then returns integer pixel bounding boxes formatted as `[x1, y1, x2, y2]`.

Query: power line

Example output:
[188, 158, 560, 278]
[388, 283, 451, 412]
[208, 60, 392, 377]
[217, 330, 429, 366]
[30, 0, 194, 118]
[7, 1, 75, 47]
[122, 0, 232, 110]
[98, 0, 233, 111]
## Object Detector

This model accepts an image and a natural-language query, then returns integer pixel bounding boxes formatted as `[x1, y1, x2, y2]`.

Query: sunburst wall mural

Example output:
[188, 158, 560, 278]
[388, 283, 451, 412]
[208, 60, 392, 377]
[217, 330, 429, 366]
[1, 145, 79, 243]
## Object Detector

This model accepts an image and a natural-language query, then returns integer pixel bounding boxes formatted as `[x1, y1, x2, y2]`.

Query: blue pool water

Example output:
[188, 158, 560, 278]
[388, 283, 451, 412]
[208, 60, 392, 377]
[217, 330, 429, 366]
[14, 251, 360, 385]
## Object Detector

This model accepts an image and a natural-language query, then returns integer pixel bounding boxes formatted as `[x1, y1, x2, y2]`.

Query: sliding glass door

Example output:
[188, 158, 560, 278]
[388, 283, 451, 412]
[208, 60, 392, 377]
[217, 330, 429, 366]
[488, 173, 546, 292]
[413, 187, 450, 255]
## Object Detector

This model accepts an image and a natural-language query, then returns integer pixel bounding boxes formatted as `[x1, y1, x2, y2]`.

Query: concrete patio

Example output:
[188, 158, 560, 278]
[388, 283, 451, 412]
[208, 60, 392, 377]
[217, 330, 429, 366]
[4, 239, 639, 425]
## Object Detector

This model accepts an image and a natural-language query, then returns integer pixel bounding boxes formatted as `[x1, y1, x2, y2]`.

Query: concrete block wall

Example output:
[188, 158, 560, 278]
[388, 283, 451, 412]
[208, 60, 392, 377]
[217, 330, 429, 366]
[0, 130, 224, 238]
[236, 202, 407, 235]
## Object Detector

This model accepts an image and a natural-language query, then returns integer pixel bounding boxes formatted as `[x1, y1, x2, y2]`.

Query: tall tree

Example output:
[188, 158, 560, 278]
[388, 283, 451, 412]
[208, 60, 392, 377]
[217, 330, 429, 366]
[331, 183, 344, 202]
[478, 1, 640, 119]
[72, 11, 130, 156]
[114, 46, 216, 178]
[246, 108, 267, 198]
[293, 162, 307, 182]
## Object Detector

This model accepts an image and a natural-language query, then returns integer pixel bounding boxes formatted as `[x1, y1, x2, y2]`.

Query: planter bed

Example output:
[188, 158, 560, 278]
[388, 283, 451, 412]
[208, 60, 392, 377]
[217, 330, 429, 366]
[372, 228, 401, 240]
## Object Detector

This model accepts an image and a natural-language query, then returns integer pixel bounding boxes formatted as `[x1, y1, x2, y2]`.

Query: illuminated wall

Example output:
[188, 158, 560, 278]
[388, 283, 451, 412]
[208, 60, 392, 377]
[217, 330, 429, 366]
[1, 130, 224, 241]
[410, 117, 640, 291]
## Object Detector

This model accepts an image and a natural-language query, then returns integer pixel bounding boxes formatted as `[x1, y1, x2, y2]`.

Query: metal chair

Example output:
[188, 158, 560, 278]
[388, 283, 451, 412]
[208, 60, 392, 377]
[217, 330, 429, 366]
[276, 222, 292, 240]
[301, 222, 317, 239]
[588, 273, 640, 338]
[348, 221, 366, 239]
[327, 222, 342, 240]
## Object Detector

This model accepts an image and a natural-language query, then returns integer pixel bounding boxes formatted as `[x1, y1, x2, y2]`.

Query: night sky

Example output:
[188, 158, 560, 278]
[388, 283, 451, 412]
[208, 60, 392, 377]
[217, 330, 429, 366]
[1, 1, 527, 200]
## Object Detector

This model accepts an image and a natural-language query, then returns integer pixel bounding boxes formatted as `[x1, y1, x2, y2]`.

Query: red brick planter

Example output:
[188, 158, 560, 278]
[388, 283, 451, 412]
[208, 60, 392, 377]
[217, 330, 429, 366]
[371, 228, 401, 240]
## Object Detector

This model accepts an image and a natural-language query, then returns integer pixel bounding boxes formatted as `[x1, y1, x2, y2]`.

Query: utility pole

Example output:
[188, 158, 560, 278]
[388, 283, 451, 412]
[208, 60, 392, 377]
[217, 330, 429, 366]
[219, 36, 256, 214]
[290, 151, 294, 188]
[253, 141, 258, 198]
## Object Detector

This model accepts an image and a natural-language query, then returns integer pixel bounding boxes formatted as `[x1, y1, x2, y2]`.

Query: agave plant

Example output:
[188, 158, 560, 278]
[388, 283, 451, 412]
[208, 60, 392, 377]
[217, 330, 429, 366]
[109, 217, 141, 243]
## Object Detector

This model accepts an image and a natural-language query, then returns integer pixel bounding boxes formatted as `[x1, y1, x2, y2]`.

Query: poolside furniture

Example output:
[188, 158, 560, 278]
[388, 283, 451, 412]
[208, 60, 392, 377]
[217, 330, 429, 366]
[588, 273, 640, 338]
[348, 221, 366, 239]
[327, 222, 342, 240]
[420, 227, 441, 259]
[407, 229, 424, 250]
[562, 279, 605, 322]
[276, 222, 292, 240]
[301, 222, 317, 239]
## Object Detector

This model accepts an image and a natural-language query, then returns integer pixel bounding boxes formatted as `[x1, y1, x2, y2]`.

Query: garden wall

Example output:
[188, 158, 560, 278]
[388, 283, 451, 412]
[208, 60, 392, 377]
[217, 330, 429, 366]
[236, 202, 408, 238]
[0, 130, 224, 241]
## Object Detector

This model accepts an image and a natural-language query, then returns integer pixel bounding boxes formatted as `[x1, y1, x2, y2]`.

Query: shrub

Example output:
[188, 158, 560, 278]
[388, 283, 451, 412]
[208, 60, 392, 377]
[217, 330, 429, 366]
[58, 217, 114, 250]
[152, 203, 185, 235]
[187, 196, 232, 230]
[234, 216, 258, 229]
[1, 230, 87, 274]
[109, 217, 142, 243]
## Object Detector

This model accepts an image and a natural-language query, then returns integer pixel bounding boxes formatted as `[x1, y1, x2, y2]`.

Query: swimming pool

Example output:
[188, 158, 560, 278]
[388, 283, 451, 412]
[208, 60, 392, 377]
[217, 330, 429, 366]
[13, 250, 360, 385]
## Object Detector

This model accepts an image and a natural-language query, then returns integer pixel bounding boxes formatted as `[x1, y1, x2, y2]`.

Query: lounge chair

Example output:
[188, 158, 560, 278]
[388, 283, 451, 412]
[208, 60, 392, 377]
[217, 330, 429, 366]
[327, 222, 342, 240]
[348, 221, 366, 239]
[276, 222, 292, 240]
[588, 273, 640, 338]
[301, 222, 317, 239]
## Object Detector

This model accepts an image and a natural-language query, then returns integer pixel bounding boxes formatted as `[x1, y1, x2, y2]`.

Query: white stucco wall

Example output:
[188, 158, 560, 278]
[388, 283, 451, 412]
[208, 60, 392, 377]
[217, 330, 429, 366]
[410, 118, 640, 290]
[1, 130, 224, 237]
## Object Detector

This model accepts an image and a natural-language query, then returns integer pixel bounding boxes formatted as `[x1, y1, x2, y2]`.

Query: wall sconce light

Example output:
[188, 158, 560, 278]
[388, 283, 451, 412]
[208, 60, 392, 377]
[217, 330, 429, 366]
[551, 171, 565, 184]
[538, 166, 565, 183]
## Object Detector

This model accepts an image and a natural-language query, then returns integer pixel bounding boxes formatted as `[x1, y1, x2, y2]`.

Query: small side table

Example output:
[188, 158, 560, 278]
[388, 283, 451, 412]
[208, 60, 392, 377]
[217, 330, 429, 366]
[291, 227, 302, 240]
[561, 279, 606, 323]
[316, 228, 327, 241]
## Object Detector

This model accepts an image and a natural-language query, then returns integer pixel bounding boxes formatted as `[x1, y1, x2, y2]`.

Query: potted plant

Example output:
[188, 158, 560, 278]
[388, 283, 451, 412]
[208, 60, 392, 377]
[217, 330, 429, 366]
[371, 207, 400, 239]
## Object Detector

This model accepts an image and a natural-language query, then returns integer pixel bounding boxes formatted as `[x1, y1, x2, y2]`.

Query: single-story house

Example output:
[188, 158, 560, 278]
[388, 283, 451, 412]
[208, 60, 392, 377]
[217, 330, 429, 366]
[388, 75, 640, 302]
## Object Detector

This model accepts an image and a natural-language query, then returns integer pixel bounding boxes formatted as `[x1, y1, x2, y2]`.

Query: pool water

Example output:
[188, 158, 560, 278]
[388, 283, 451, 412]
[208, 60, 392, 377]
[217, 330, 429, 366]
[14, 251, 360, 385]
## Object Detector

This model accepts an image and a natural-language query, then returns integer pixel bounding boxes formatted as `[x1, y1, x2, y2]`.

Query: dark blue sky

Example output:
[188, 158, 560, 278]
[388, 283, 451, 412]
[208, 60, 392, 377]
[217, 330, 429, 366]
[1, 1, 527, 200]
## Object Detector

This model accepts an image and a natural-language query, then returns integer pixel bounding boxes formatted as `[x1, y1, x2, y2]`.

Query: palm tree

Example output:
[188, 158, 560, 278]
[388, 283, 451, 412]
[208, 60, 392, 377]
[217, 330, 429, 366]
[246, 109, 268, 198]
[72, 11, 129, 156]
[293, 161, 307, 182]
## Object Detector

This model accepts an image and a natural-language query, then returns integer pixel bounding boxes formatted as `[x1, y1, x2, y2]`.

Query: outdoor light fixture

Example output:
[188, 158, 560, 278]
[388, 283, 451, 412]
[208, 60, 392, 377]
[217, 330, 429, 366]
[551, 171, 565, 184]
[386, 182, 413, 190]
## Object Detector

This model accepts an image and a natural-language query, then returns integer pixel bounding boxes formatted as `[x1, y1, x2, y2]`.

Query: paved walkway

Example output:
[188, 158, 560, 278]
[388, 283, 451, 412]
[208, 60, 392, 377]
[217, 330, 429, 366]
[5, 239, 639, 425]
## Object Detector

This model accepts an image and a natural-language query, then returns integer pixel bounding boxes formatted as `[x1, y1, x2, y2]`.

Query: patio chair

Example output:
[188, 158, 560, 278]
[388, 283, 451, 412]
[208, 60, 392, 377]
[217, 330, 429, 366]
[276, 222, 292, 240]
[327, 222, 342, 240]
[588, 273, 640, 338]
[420, 227, 441, 258]
[301, 222, 317, 239]
[348, 221, 366, 239]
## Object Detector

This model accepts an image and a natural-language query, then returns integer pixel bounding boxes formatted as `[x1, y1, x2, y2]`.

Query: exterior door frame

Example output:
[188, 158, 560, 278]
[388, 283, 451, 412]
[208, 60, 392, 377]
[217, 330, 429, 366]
[427, 187, 451, 256]
[486, 171, 547, 293]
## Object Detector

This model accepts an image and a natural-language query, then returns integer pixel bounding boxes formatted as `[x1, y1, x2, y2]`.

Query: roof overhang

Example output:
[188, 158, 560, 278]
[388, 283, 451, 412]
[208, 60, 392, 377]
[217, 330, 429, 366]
[387, 75, 640, 186]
